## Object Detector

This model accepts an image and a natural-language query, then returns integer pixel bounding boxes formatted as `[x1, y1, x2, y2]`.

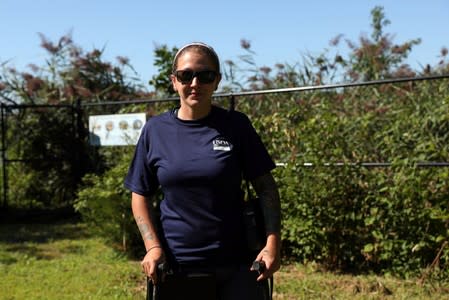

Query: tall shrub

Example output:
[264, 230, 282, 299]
[0, 33, 149, 208]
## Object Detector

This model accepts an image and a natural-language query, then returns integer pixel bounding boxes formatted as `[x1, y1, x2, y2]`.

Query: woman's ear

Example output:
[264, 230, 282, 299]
[214, 73, 222, 90]
[170, 74, 177, 92]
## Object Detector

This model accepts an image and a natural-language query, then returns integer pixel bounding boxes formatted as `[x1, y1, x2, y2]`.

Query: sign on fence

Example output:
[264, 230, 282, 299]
[88, 113, 146, 146]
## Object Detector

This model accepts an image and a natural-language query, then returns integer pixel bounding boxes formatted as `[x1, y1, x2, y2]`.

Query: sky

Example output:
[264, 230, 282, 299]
[1, 0, 448, 89]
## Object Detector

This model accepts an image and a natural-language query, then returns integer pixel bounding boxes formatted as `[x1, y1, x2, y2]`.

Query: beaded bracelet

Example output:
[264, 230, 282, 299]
[146, 245, 162, 253]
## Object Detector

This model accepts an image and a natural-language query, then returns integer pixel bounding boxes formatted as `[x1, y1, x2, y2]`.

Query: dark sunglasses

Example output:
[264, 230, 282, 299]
[174, 70, 217, 84]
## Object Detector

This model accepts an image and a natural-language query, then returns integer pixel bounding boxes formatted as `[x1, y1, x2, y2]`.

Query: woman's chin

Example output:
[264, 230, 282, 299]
[185, 97, 207, 107]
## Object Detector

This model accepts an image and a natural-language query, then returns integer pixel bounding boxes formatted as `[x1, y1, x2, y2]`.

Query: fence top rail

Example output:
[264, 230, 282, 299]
[1, 74, 448, 108]
[1, 103, 74, 109]
[79, 74, 449, 107]
[217, 74, 449, 98]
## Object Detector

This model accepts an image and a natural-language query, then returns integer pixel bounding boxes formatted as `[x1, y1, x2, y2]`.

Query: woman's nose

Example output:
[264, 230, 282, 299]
[190, 76, 200, 87]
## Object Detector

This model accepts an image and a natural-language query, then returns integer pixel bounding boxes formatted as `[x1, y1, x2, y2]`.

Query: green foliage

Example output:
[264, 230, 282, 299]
[233, 77, 449, 277]
[222, 7, 449, 277]
[344, 6, 421, 81]
[223, 7, 422, 90]
[0, 33, 148, 106]
[74, 103, 174, 256]
[74, 149, 143, 255]
[2, 107, 87, 207]
[148, 44, 178, 96]
[0, 33, 152, 208]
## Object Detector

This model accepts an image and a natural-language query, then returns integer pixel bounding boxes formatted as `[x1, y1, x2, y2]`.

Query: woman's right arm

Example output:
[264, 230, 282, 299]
[131, 192, 164, 282]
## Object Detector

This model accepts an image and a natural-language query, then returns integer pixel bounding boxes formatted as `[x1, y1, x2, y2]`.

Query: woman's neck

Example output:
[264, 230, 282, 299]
[177, 105, 211, 120]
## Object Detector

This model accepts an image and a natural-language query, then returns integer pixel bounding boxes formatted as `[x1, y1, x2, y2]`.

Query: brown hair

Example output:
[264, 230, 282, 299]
[172, 42, 220, 74]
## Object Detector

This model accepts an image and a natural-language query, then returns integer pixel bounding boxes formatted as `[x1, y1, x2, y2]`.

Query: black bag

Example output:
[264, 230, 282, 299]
[242, 181, 266, 254]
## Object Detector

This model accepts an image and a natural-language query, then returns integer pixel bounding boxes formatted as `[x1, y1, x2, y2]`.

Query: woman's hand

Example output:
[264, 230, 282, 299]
[131, 192, 165, 284]
[252, 233, 281, 281]
[141, 246, 165, 284]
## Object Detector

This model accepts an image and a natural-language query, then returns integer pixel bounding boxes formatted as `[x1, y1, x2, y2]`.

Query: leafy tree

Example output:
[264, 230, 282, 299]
[148, 44, 178, 97]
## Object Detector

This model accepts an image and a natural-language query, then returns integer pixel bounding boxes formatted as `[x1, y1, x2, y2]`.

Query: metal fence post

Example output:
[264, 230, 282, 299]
[229, 95, 235, 111]
[1, 104, 8, 209]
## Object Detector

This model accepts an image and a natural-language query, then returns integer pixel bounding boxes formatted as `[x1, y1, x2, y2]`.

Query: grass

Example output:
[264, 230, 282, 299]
[274, 263, 449, 299]
[1, 219, 449, 299]
[0, 220, 144, 300]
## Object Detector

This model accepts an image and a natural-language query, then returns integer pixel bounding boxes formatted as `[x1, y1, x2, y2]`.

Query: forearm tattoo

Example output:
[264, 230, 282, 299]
[251, 173, 281, 234]
[136, 216, 154, 242]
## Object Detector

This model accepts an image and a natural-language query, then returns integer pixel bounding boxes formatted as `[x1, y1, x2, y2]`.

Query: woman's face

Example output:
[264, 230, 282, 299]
[171, 49, 221, 112]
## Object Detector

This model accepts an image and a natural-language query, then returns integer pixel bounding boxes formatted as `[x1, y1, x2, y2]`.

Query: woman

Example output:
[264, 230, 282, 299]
[125, 42, 281, 300]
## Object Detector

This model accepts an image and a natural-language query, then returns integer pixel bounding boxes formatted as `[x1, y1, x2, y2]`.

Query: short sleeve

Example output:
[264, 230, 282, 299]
[236, 113, 276, 180]
[124, 123, 159, 196]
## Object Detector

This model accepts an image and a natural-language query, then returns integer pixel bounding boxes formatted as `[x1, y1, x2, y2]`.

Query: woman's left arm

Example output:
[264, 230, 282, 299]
[251, 172, 281, 280]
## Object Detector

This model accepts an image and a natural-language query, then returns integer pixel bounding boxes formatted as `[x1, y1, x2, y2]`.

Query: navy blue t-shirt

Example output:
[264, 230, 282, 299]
[124, 105, 275, 266]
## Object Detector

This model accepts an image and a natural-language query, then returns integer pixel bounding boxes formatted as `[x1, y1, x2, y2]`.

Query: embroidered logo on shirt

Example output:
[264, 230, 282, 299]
[213, 138, 232, 151]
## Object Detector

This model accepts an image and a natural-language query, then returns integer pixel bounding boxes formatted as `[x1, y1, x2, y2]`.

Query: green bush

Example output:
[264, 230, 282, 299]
[74, 150, 143, 256]
[233, 78, 449, 277]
